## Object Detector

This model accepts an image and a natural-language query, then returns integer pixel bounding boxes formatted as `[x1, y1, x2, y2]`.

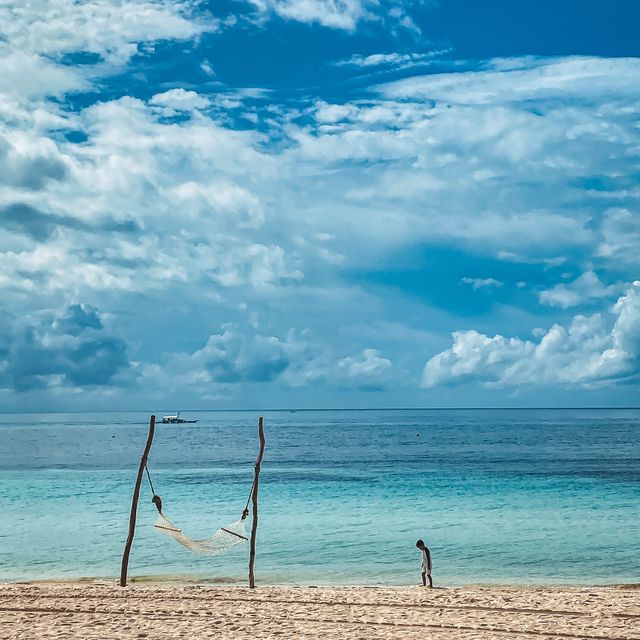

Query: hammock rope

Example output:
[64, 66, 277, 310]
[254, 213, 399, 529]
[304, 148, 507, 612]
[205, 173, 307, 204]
[144, 463, 156, 496]
[144, 461, 249, 556]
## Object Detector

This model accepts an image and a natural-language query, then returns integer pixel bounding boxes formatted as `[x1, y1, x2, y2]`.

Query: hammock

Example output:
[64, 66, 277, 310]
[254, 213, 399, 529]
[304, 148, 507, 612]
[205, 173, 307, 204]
[145, 465, 254, 557]
[154, 511, 248, 556]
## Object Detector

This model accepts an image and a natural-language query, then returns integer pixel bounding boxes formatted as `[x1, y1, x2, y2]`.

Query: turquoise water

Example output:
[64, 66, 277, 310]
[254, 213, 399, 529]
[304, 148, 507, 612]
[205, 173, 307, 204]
[1, 409, 638, 585]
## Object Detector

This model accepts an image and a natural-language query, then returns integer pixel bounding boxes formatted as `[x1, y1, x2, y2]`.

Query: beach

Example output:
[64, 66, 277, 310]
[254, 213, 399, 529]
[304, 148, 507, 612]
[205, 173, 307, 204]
[3, 411, 639, 638]
[2, 582, 639, 639]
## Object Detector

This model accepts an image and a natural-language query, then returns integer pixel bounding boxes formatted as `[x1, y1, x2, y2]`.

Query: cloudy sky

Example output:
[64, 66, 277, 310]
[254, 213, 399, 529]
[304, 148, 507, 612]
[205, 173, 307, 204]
[1, 0, 639, 411]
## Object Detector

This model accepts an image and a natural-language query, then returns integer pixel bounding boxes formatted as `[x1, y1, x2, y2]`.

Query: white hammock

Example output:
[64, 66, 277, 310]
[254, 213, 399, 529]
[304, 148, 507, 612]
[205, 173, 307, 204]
[154, 512, 248, 556]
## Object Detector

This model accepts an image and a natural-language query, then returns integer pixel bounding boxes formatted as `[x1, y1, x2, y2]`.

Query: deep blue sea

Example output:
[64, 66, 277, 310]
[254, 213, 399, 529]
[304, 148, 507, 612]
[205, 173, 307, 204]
[1, 409, 638, 585]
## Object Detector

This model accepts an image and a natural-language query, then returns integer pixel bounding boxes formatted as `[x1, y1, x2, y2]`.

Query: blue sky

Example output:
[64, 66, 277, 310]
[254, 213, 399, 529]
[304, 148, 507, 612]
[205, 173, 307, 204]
[1, 0, 639, 410]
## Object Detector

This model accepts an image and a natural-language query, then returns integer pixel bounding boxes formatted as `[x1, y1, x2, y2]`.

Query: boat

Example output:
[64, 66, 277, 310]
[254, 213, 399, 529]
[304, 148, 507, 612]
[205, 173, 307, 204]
[161, 412, 198, 424]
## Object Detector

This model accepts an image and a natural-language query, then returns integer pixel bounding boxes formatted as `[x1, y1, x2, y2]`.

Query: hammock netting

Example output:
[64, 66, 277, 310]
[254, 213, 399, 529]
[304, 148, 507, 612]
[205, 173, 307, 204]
[154, 512, 248, 556]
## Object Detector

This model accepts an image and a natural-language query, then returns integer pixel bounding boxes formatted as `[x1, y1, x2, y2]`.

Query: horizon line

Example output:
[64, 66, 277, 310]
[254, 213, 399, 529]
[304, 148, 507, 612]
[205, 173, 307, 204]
[3, 406, 640, 415]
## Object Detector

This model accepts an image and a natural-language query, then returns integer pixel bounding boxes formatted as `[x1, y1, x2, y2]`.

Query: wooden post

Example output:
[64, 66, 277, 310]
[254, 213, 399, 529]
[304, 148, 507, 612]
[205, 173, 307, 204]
[120, 414, 156, 587]
[248, 416, 265, 589]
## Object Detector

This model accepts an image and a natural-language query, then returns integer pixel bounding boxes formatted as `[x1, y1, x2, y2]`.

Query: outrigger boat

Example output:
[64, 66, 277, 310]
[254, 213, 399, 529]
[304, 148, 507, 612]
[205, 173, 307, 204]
[161, 412, 198, 424]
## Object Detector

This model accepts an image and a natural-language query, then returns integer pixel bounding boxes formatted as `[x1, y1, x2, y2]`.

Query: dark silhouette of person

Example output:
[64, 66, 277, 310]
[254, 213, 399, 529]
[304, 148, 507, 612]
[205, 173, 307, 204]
[416, 539, 433, 587]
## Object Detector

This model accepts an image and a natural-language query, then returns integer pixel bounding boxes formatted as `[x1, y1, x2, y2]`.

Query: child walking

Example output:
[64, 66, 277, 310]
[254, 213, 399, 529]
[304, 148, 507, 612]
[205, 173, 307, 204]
[416, 539, 433, 587]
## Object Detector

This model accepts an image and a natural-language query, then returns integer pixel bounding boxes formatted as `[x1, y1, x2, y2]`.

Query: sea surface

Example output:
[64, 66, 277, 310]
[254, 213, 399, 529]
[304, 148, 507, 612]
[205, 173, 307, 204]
[1, 409, 638, 586]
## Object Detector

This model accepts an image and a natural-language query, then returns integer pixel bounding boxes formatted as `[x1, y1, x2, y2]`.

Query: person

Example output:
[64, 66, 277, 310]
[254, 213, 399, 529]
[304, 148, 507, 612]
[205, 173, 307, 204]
[416, 539, 433, 587]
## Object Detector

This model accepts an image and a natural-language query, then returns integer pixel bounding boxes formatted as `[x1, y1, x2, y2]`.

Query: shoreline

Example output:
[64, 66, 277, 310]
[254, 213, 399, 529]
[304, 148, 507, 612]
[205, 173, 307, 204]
[5, 577, 640, 589]
[4, 574, 640, 589]
[2, 581, 639, 639]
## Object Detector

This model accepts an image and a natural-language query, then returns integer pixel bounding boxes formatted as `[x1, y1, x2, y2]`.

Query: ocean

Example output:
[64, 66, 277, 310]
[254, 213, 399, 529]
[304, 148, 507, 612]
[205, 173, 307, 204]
[1, 409, 638, 586]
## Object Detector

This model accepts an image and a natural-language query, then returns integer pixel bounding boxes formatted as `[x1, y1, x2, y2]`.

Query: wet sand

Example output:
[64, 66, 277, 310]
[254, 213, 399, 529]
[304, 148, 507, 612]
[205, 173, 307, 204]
[1, 582, 639, 639]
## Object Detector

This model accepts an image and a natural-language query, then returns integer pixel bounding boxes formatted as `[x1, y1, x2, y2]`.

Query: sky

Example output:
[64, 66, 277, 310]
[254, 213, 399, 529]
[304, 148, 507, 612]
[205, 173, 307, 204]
[1, 0, 640, 411]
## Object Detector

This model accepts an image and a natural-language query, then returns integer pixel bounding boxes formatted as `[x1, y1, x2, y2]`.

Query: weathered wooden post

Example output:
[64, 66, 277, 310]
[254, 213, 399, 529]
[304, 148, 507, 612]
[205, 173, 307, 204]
[120, 414, 156, 587]
[249, 416, 265, 589]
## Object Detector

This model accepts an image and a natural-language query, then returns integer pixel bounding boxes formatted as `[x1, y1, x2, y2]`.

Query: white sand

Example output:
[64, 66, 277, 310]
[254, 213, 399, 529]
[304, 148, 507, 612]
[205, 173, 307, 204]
[1, 582, 639, 639]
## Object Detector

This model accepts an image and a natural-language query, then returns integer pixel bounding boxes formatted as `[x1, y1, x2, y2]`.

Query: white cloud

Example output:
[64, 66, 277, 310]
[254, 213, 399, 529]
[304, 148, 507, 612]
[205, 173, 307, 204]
[1, 0, 206, 64]
[597, 208, 640, 266]
[150, 89, 212, 111]
[539, 271, 621, 308]
[461, 277, 503, 290]
[338, 348, 392, 379]
[0, 50, 88, 100]
[0, 96, 302, 296]
[260, 0, 365, 29]
[278, 56, 640, 273]
[0, 128, 68, 189]
[380, 56, 640, 105]
[2, 22, 640, 406]
[315, 101, 357, 123]
[180, 327, 292, 383]
[281, 346, 394, 390]
[422, 281, 640, 389]
[4, 54, 638, 304]
[247, 0, 419, 31]
[337, 49, 449, 69]
[143, 326, 393, 393]
[0, 0, 210, 111]
[200, 59, 215, 77]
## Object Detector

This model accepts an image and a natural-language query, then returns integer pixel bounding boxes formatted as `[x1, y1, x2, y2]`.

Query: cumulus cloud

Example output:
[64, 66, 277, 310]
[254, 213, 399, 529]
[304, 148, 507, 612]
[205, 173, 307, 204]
[150, 89, 212, 112]
[539, 271, 621, 308]
[146, 325, 393, 393]
[282, 55, 640, 280]
[186, 327, 291, 383]
[4, 53, 638, 305]
[0, 50, 88, 100]
[0, 304, 130, 392]
[0, 2, 208, 113]
[597, 208, 640, 266]
[251, 0, 366, 30]
[422, 282, 640, 389]
[0, 96, 300, 295]
[281, 345, 394, 390]
[247, 0, 419, 31]
[2, 0, 639, 406]
[314, 101, 357, 124]
[337, 349, 392, 382]
[0, 130, 67, 189]
[0, 0, 207, 66]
